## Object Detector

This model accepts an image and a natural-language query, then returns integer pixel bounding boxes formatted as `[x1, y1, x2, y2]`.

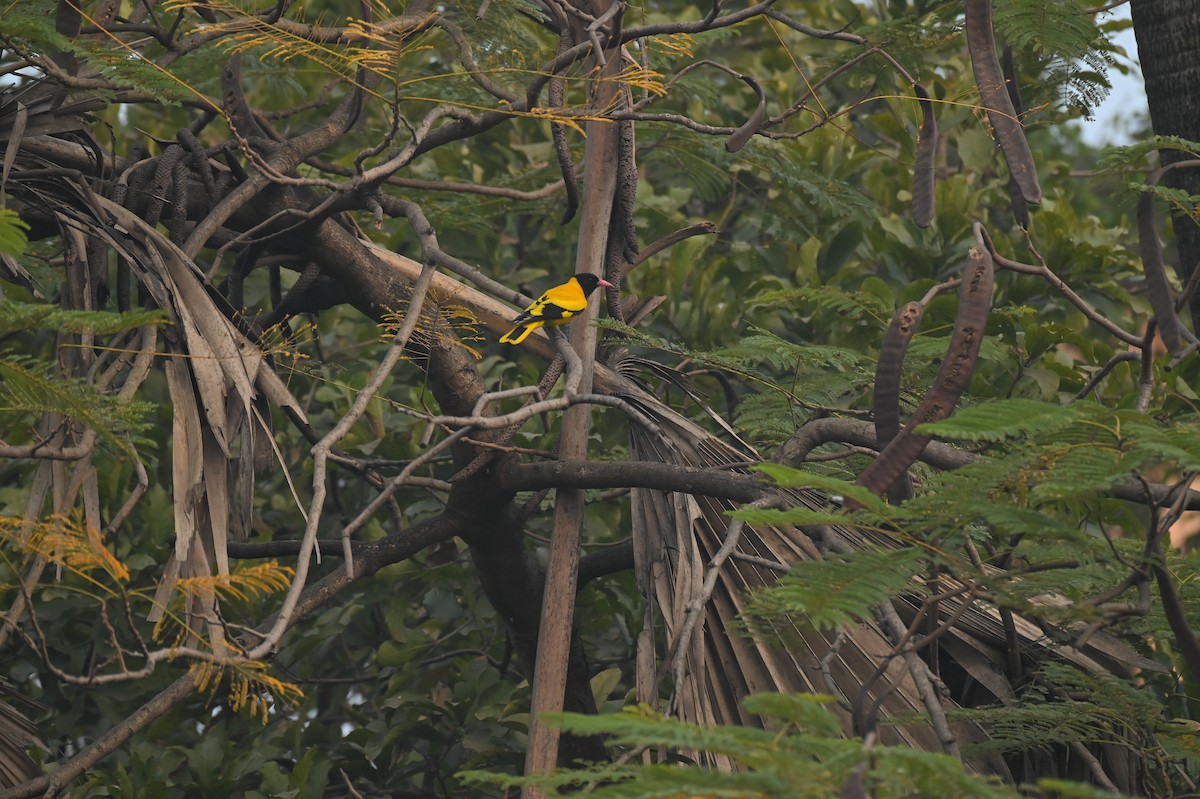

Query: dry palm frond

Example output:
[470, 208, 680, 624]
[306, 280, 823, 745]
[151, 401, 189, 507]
[618, 373, 989, 768]
[0, 680, 46, 790]
[605, 353, 1156, 786]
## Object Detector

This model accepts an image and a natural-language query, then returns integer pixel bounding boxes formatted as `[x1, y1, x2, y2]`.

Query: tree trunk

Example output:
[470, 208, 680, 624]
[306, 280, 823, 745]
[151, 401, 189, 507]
[1130, 0, 1200, 330]
[522, 0, 622, 785]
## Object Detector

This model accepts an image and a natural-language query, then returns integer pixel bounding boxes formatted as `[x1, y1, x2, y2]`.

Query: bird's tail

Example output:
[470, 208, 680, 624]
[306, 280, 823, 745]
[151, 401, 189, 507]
[499, 321, 538, 345]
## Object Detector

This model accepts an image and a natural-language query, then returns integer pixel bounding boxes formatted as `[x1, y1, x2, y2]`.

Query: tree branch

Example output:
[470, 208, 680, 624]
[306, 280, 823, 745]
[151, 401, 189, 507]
[500, 459, 768, 503]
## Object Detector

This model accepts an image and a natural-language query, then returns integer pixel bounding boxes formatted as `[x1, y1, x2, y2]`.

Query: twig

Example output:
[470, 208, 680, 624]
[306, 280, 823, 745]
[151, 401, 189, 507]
[819, 627, 854, 712]
[450, 356, 566, 481]
[1146, 472, 1200, 685]
[977, 229, 1143, 347]
[618, 223, 718, 281]
[1074, 351, 1140, 401]
[667, 496, 778, 715]
[340, 769, 365, 799]
[763, 7, 867, 44]
[254, 261, 437, 661]
[1069, 741, 1120, 792]
[875, 601, 959, 756]
[730, 551, 790, 572]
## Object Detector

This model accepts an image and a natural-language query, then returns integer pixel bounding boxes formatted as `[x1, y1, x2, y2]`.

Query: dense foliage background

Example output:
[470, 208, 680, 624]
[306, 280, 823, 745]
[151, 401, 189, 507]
[2, 0, 1200, 796]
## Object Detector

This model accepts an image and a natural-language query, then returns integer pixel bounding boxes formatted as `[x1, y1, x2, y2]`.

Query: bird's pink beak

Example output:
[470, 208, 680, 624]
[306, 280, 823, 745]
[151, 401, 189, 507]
[598, 278, 615, 288]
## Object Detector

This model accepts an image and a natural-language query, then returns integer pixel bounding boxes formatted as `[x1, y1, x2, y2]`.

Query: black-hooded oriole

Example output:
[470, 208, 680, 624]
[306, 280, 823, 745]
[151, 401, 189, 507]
[499, 273, 614, 345]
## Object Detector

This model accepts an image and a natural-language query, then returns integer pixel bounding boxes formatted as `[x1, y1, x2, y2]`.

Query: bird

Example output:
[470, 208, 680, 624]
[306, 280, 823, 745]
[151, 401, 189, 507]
[499, 273, 614, 345]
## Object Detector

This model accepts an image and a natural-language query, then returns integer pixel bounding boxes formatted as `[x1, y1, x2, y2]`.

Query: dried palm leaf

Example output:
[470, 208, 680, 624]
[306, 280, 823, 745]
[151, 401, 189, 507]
[619, 378, 996, 767]
[86, 199, 308, 642]
[0, 680, 45, 790]
[610, 355, 1156, 787]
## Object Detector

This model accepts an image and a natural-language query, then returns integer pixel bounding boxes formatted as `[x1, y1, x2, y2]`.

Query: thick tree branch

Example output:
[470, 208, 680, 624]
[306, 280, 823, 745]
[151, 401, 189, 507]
[501, 460, 768, 503]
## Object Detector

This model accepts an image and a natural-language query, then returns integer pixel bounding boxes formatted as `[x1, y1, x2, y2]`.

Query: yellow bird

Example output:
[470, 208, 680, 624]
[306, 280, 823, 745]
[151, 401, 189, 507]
[499, 273, 614, 345]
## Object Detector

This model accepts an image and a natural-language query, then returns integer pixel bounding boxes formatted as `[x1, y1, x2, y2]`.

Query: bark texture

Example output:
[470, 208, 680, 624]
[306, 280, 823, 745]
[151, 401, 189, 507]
[1130, 0, 1200, 329]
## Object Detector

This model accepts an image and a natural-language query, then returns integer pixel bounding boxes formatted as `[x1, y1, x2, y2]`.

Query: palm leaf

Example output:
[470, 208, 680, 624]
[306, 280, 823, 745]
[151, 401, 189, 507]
[0, 681, 45, 790]
[605, 356, 1159, 788]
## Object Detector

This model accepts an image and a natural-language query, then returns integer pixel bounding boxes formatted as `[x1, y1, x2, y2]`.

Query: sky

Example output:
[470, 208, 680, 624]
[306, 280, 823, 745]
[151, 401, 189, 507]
[1079, 4, 1147, 146]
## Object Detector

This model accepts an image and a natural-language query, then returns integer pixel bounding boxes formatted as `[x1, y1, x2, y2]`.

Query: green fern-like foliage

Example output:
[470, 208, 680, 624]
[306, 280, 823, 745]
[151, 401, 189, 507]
[0, 2, 74, 62]
[920, 400, 1200, 497]
[896, 400, 1198, 571]
[749, 286, 892, 325]
[854, 2, 962, 75]
[78, 41, 192, 105]
[739, 548, 926, 632]
[0, 300, 167, 336]
[601, 321, 874, 450]
[462, 696, 1028, 799]
[913, 397, 1078, 442]
[727, 399, 1193, 772]
[956, 662, 1163, 763]
[852, 0, 1113, 120]
[0, 355, 154, 455]
[992, 0, 1114, 118]
[1128, 182, 1200, 222]
[0, 3, 177, 104]
[707, 334, 872, 384]
[0, 303, 164, 454]
[643, 136, 733, 205]
[642, 133, 875, 231]
[731, 392, 799, 448]
[737, 138, 877, 220]
[1097, 136, 1200, 174]
[603, 323, 872, 390]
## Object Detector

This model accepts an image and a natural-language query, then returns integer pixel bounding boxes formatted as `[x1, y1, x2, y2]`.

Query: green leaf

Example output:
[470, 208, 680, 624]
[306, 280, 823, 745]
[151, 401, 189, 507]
[589, 668, 623, 708]
[749, 284, 889, 322]
[0, 209, 30, 256]
[752, 463, 892, 514]
[731, 506, 863, 528]
[0, 300, 167, 336]
[740, 693, 842, 737]
[0, 355, 153, 454]
[743, 549, 925, 632]
[916, 399, 1076, 442]
[542, 708, 782, 756]
[1035, 780, 1140, 799]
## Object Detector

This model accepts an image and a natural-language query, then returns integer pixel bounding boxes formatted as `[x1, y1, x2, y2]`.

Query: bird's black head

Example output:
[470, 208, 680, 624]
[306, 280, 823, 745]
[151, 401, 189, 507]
[573, 273, 615, 296]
